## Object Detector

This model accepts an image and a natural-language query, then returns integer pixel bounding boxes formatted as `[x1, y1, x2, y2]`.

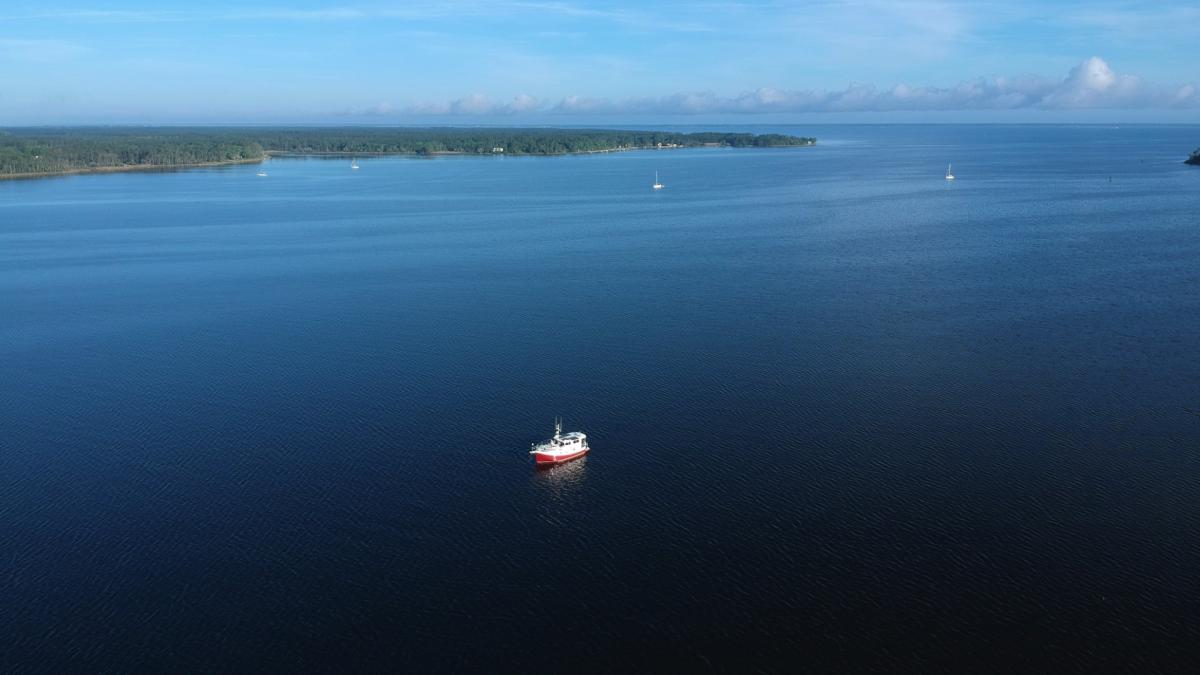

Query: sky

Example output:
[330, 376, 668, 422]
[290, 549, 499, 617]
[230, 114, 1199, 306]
[1, 1, 1198, 124]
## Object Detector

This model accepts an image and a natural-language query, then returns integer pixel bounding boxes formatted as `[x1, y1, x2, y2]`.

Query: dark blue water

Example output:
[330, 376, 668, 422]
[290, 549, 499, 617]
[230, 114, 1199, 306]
[2, 125, 1199, 672]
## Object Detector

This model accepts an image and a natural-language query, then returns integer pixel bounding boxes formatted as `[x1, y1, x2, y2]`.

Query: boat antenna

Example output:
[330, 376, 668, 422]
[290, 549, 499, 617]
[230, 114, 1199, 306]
[555, 417, 562, 439]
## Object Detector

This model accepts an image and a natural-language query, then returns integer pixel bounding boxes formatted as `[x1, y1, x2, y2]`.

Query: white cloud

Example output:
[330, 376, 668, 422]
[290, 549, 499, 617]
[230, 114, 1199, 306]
[403, 93, 544, 116]
[506, 93, 542, 113]
[359, 102, 396, 116]
[391, 57, 1199, 116]
[1040, 57, 1141, 108]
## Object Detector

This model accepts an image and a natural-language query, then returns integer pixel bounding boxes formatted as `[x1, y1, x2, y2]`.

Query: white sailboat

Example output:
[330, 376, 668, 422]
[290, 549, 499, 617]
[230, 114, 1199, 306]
[351, 158, 359, 170]
[652, 171, 664, 189]
[256, 169, 268, 177]
[945, 163, 955, 181]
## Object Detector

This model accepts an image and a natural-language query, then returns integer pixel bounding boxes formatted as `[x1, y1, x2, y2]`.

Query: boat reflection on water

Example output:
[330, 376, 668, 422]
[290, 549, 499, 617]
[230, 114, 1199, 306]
[531, 455, 588, 502]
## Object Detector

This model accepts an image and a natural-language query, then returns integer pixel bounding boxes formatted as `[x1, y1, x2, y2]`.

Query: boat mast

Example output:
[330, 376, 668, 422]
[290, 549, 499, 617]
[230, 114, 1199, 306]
[554, 417, 562, 439]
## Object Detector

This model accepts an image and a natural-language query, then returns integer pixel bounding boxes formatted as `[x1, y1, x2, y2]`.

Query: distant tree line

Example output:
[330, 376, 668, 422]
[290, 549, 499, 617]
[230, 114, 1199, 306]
[0, 127, 816, 176]
[0, 129, 263, 175]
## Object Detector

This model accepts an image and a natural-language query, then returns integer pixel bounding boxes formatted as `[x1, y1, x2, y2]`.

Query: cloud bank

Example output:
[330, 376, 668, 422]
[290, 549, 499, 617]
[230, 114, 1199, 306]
[384, 58, 1198, 117]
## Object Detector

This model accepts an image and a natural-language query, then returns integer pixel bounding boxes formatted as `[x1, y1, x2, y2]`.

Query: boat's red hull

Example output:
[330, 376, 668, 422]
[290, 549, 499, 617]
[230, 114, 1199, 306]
[532, 448, 589, 465]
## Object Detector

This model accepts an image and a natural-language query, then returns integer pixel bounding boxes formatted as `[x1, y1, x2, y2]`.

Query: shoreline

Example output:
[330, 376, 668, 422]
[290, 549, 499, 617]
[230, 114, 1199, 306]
[1, 142, 815, 181]
[271, 142, 812, 158]
[0, 156, 265, 181]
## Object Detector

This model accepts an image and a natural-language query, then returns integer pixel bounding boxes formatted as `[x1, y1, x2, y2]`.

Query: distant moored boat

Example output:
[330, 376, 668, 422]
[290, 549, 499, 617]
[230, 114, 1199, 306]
[652, 171, 664, 189]
[351, 158, 359, 170]
[945, 163, 955, 181]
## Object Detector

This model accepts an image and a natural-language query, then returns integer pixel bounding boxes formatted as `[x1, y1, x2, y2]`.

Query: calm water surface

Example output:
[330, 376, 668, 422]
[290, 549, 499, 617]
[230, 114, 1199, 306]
[2, 125, 1199, 672]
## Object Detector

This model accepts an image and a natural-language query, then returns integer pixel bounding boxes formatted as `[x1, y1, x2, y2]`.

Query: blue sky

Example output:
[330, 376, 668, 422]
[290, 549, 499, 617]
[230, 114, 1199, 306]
[1, 1, 1198, 124]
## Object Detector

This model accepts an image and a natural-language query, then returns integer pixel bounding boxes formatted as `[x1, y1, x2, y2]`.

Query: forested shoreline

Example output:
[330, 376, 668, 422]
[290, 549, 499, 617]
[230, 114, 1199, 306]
[0, 128, 816, 178]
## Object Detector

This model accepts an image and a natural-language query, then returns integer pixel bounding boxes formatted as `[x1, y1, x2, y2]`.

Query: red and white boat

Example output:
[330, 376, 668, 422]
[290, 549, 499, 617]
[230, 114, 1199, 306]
[530, 419, 589, 465]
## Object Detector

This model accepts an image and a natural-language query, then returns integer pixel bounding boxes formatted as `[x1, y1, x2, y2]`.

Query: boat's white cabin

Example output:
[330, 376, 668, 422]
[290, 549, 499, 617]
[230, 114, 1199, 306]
[533, 422, 588, 452]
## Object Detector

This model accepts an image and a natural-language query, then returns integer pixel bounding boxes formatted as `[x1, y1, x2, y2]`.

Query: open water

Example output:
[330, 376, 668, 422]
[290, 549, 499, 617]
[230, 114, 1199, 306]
[2, 125, 1199, 672]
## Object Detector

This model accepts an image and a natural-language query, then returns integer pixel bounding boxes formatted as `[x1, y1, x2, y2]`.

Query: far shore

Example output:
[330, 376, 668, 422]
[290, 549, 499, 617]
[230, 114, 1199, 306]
[0, 156, 264, 181]
[1, 142, 816, 181]
[266, 142, 806, 158]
